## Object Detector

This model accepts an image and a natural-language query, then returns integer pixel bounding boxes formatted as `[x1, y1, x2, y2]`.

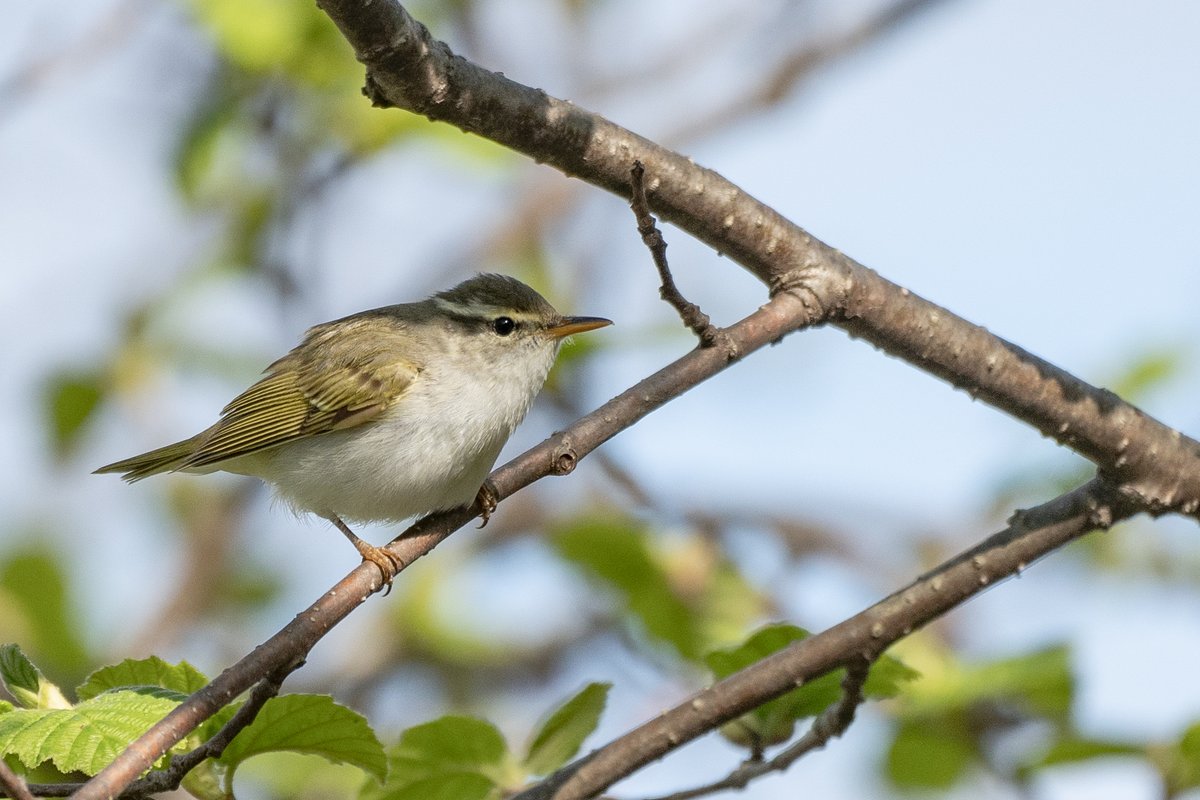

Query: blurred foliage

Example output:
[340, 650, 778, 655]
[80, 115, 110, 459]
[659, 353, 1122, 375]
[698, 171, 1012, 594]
[41, 370, 105, 461]
[987, 343, 1200, 582]
[0, 544, 89, 688]
[362, 682, 608, 800]
[879, 636, 1144, 791]
[553, 511, 765, 662]
[707, 624, 918, 751]
[10, 0, 1200, 797]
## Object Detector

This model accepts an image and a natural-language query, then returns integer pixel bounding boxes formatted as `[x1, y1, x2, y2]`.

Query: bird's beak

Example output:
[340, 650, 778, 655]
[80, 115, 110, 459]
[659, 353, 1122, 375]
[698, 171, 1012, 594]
[548, 316, 613, 338]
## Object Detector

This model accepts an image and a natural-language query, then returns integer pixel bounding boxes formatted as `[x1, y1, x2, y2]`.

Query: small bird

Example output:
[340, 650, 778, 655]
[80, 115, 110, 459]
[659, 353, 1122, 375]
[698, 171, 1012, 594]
[96, 274, 611, 582]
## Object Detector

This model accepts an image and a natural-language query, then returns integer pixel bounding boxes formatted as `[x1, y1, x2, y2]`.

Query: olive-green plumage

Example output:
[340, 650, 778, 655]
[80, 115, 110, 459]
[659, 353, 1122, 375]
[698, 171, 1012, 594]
[95, 274, 611, 584]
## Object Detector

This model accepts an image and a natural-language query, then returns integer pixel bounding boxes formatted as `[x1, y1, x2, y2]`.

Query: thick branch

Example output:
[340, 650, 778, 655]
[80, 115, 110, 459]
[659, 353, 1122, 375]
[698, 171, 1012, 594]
[71, 292, 822, 800]
[313, 0, 1200, 518]
[517, 479, 1136, 800]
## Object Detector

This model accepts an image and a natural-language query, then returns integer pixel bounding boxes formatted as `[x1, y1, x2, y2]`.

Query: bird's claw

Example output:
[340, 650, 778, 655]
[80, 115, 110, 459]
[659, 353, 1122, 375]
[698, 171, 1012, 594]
[355, 541, 402, 595]
[475, 481, 499, 528]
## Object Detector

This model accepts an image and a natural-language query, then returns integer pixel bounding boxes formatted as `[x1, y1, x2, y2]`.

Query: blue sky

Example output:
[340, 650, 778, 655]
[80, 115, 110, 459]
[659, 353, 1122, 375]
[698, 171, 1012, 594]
[2, 1, 1199, 797]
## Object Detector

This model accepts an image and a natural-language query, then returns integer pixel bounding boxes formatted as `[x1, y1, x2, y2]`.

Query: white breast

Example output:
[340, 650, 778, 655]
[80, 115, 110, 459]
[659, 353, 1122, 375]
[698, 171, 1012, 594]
[243, 338, 558, 524]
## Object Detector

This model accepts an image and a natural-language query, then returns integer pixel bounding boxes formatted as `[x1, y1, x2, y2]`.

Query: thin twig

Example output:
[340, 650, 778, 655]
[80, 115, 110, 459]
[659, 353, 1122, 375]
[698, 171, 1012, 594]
[318, 0, 1200, 516]
[629, 161, 720, 346]
[0, 760, 34, 800]
[131, 663, 296, 796]
[72, 289, 823, 800]
[24, 664, 297, 798]
[516, 479, 1136, 800]
[640, 658, 871, 800]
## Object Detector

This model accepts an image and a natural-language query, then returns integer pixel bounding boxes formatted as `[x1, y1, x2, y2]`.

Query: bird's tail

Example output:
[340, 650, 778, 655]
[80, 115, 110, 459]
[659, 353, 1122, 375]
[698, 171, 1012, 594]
[93, 435, 204, 482]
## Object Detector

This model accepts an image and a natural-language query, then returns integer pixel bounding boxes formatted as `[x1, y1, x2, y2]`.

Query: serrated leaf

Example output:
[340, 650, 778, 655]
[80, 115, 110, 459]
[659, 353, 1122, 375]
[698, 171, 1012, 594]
[0, 645, 69, 710]
[554, 517, 705, 661]
[42, 371, 103, 459]
[523, 683, 610, 776]
[218, 694, 385, 782]
[0, 690, 180, 774]
[76, 656, 209, 701]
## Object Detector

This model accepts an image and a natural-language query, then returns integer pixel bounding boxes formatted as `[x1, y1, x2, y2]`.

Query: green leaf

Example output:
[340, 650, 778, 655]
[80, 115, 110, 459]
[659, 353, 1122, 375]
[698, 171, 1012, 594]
[190, 0, 357, 87]
[968, 646, 1072, 719]
[0, 690, 180, 775]
[364, 716, 510, 800]
[179, 758, 228, 800]
[41, 371, 104, 459]
[0, 645, 69, 710]
[394, 716, 506, 776]
[76, 656, 209, 701]
[523, 683, 610, 776]
[174, 93, 242, 203]
[1027, 736, 1143, 773]
[1160, 721, 1200, 794]
[0, 545, 89, 684]
[364, 772, 495, 800]
[1110, 347, 1185, 401]
[863, 653, 922, 699]
[903, 644, 1073, 721]
[886, 716, 974, 789]
[706, 626, 824, 747]
[706, 625, 919, 750]
[218, 694, 386, 782]
[554, 516, 705, 661]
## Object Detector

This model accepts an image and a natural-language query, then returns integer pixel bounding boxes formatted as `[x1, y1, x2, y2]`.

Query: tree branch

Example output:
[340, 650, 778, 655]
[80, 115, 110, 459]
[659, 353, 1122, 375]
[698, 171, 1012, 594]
[0, 760, 34, 800]
[313, 0, 1200, 518]
[516, 479, 1136, 800]
[71, 290, 823, 800]
[640, 659, 872, 800]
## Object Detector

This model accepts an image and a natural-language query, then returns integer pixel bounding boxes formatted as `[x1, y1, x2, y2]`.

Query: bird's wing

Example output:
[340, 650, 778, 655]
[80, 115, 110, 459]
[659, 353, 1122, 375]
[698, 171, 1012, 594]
[179, 317, 419, 469]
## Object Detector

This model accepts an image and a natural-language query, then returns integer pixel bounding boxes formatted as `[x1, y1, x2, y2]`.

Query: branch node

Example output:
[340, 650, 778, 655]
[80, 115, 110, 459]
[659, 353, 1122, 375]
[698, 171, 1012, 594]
[768, 265, 828, 322]
[555, 448, 578, 475]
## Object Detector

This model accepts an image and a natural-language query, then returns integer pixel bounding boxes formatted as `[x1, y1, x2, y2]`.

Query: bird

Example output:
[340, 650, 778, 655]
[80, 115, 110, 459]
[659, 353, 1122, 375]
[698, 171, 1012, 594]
[96, 273, 611, 583]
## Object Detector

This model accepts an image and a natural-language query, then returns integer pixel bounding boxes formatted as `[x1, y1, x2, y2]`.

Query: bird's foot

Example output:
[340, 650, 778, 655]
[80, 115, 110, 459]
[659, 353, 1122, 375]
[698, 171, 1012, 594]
[331, 514, 402, 594]
[475, 480, 499, 528]
[354, 540, 403, 595]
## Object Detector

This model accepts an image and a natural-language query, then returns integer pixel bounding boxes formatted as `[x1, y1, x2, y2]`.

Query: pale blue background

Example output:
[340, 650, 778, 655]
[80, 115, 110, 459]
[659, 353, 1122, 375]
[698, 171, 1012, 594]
[2, 1, 1199, 797]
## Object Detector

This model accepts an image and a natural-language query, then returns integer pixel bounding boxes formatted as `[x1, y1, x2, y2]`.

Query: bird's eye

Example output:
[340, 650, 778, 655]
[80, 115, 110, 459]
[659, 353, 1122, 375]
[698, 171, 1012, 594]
[492, 316, 517, 336]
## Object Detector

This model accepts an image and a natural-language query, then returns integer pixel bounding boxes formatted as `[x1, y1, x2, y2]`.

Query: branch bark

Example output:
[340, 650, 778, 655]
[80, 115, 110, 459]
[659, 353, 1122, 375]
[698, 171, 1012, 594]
[61, 4, 1200, 798]
[314, 0, 1200, 518]
[72, 291, 822, 800]
[516, 479, 1135, 800]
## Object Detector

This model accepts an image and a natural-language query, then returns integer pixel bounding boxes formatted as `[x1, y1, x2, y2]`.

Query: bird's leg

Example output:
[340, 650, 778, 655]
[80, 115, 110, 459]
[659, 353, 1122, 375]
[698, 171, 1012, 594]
[474, 480, 499, 528]
[330, 514, 402, 592]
